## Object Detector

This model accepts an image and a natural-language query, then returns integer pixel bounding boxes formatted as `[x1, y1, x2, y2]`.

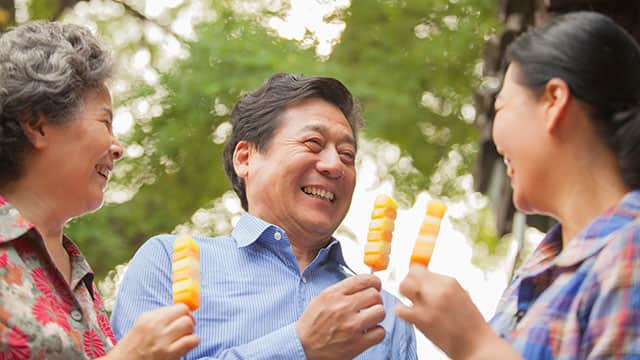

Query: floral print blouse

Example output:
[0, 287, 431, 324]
[0, 195, 115, 359]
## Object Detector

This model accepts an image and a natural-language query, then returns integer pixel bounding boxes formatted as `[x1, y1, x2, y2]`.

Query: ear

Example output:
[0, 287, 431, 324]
[542, 78, 570, 134]
[19, 112, 48, 149]
[232, 140, 253, 179]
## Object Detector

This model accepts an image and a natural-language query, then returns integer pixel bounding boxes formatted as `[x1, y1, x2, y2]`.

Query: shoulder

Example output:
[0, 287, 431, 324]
[597, 217, 640, 262]
[583, 217, 640, 293]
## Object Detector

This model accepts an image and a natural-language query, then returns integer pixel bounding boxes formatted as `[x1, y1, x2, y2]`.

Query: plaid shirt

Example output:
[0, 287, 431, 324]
[490, 190, 640, 359]
[0, 195, 115, 359]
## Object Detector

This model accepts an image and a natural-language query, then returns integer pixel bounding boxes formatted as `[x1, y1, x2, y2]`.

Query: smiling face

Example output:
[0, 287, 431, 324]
[40, 84, 123, 217]
[236, 97, 356, 246]
[493, 64, 551, 213]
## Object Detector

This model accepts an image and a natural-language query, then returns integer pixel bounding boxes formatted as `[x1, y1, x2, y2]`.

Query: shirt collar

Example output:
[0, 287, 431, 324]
[0, 195, 95, 297]
[516, 190, 640, 275]
[64, 236, 96, 299]
[0, 195, 35, 244]
[556, 190, 640, 267]
[231, 213, 348, 267]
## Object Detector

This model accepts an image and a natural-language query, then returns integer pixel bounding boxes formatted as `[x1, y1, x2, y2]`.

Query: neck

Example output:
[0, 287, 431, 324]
[289, 236, 331, 272]
[1, 179, 67, 246]
[547, 147, 629, 247]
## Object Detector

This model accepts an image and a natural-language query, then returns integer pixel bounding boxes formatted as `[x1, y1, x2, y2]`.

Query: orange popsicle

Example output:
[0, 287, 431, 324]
[172, 235, 200, 311]
[364, 195, 398, 272]
[410, 199, 446, 267]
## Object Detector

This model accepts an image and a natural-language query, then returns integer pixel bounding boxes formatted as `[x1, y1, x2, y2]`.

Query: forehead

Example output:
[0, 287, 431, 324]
[85, 85, 112, 105]
[276, 98, 355, 143]
[496, 64, 526, 103]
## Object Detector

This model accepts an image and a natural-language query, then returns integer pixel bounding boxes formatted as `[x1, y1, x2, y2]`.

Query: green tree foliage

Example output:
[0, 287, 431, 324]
[70, 9, 326, 273]
[7, 0, 498, 276]
[329, 0, 496, 204]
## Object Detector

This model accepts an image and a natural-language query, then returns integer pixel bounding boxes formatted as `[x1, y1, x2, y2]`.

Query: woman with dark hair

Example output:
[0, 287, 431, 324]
[396, 11, 640, 359]
[0, 21, 198, 358]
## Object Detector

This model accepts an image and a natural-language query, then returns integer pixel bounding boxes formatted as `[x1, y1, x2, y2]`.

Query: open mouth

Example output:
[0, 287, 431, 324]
[96, 164, 111, 180]
[301, 186, 335, 202]
[503, 157, 514, 177]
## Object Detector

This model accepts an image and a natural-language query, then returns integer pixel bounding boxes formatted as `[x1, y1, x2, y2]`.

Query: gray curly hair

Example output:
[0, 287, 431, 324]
[0, 21, 114, 187]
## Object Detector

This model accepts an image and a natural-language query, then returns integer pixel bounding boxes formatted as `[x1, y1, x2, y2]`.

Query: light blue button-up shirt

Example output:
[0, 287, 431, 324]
[111, 214, 417, 359]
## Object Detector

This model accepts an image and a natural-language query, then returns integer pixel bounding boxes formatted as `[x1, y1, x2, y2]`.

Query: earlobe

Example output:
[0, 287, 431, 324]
[233, 140, 252, 178]
[19, 112, 48, 149]
[543, 78, 570, 133]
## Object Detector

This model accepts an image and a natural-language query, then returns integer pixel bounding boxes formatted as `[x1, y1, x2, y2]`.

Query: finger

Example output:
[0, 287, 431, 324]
[405, 263, 431, 284]
[356, 325, 385, 351]
[395, 303, 417, 324]
[168, 334, 200, 358]
[398, 277, 422, 303]
[148, 303, 192, 326]
[164, 314, 196, 343]
[351, 287, 383, 310]
[333, 274, 381, 295]
[357, 303, 386, 330]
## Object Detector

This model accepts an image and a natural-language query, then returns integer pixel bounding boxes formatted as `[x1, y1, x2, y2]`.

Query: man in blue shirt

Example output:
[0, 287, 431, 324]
[111, 73, 417, 359]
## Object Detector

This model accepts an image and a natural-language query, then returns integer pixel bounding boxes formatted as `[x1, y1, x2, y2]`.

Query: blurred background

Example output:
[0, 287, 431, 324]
[9, 0, 636, 357]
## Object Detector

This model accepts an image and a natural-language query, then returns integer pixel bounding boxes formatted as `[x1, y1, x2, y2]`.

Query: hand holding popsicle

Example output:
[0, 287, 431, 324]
[105, 303, 199, 360]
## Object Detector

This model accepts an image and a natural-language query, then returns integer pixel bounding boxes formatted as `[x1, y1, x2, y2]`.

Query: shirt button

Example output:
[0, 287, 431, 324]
[301, 276, 307, 284]
[274, 232, 282, 240]
[71, 309, 83, 322]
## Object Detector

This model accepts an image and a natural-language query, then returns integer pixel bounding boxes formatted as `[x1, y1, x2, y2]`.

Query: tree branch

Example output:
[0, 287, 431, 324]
[110, 0, 189, 44]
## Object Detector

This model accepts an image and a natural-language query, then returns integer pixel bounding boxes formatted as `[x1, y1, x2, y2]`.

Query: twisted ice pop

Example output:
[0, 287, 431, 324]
[172, 235, 200, 311]
[364, 195, 398, 272]
[410, 199, 446, 267]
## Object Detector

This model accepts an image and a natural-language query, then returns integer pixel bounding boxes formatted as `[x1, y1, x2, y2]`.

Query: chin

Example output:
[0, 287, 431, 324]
[512, 192, 536, 215]
[83, 197, 105, 215]
[304, 217, 340, 237]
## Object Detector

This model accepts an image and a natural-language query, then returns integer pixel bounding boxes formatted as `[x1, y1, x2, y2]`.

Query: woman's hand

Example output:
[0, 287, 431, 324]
[105, 303, 199, 360]
[395, 264, 521, 360]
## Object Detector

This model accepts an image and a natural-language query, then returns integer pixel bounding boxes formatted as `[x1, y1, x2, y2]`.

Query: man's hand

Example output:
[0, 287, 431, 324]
[297, 274, 386, 360]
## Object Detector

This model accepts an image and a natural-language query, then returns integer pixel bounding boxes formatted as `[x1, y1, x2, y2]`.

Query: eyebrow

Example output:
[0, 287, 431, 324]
[301, 123, 356, 146]
[102, 108, 113, 120]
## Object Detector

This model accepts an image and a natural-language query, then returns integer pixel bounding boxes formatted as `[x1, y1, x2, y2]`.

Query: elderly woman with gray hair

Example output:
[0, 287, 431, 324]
[0, 21, 198, 359]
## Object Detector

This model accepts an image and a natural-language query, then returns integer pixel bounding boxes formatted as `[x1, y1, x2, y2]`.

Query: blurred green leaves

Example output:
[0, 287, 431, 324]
[40, 0, 498, 276]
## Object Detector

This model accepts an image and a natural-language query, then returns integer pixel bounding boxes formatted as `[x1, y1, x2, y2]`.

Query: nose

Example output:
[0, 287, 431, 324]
[317, 148, 343, 179]
[110, 139, 124, 161]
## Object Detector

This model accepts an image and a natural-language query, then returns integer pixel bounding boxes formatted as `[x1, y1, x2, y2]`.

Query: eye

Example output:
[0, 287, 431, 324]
[339, 149, 355, 165]
[305, 138, 323, 151]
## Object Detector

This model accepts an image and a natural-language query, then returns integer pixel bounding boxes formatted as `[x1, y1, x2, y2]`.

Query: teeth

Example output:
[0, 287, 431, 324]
[302, 186, 335, 202]
[96, 165, 110, 179]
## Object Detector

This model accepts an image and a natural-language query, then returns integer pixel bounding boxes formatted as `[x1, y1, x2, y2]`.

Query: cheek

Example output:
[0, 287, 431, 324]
[344, 171, 356, 193]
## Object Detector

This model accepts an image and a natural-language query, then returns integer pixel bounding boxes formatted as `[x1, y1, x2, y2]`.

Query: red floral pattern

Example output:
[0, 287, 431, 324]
[97, 312, 116, 344]
[32, 267, 53, 298]
[83, 329, 106, 358]
[32, 296, 71, 332]
[0, 196, 115, 357]
[0, 326, 30, 360]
